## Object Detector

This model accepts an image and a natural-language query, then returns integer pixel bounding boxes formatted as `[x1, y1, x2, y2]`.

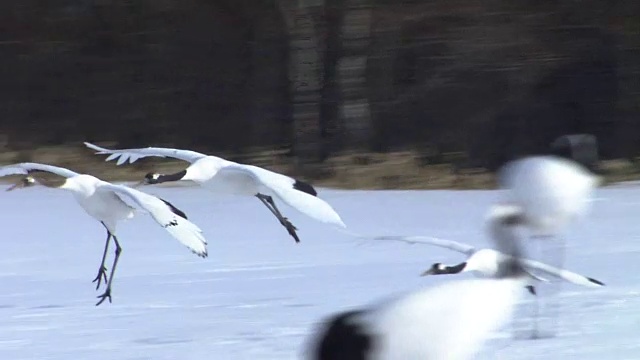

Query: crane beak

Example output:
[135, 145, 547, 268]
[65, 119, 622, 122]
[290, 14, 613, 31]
[6, 182, 21, 191]
[420, 268, 435, 277]
[131, 179, 146, 188]
[6, 176, 35, 192]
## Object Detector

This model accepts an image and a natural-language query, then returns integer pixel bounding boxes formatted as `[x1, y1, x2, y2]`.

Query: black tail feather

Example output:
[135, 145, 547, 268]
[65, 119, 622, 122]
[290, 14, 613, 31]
[159, 198, 188, 219]
[588, 277, 605, 286]
[525, 285, 537, 295]
[293, 179, 317, 196]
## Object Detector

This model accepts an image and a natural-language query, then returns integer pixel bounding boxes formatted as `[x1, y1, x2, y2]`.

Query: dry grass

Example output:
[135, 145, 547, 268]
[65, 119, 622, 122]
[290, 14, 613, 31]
[0, 144, 638, 190]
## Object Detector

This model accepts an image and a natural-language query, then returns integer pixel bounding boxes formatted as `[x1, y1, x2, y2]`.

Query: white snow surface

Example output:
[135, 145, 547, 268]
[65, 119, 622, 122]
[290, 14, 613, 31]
[0, 185, 636, 359]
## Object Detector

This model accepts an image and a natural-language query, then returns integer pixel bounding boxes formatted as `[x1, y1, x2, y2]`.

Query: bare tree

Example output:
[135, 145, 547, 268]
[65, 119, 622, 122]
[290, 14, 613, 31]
[337, 0, 373, 150]
[280, 0, 325, 166]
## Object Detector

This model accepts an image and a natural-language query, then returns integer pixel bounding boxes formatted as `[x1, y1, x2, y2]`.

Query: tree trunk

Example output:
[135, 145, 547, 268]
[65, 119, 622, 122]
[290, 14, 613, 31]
[366, 8, 400, 152]
[319, 0, 343, 155]
[282, 0, 324, 165]
[247, 3, 290, 150]
[337, 0, 373, 150]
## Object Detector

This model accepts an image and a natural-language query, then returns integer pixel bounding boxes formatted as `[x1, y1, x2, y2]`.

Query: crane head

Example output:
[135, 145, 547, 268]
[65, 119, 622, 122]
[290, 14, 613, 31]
[133, 172, 161, 187]
[6, 175, 36, 191]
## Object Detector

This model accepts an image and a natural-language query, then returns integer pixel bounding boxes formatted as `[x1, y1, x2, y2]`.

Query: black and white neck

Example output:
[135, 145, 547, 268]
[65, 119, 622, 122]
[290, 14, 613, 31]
[145, 170, 187, 185]
[423, 262, 467, 276]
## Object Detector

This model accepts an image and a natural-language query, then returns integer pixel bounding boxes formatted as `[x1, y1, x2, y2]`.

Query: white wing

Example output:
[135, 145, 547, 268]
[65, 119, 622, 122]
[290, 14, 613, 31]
[97, 183, 208, 257]
[84, 142, 208, 165]
[0, 162, 79, 178]
[219, 164, 346, 227]
[368, 235, 476, 256]
[520, 258, 604, 288]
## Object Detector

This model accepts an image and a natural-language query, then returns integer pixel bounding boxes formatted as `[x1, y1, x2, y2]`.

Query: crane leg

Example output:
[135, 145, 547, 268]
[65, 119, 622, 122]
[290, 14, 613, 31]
[92, 224, 111, 289]
[256, 194, 300, 243]
[96, 236, 122, 306]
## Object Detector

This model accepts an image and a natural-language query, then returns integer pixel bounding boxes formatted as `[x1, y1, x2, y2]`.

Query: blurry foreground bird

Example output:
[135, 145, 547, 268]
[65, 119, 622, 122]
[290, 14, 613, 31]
[308, 203, 530, 359]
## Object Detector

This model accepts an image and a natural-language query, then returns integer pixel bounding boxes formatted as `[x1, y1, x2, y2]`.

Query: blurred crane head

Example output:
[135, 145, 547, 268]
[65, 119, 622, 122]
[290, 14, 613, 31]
[6, 175, 36, 191]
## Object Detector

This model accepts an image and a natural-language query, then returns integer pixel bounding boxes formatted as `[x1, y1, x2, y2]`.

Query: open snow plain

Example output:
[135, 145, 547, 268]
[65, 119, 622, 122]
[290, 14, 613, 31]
[0, 184, 638, 359]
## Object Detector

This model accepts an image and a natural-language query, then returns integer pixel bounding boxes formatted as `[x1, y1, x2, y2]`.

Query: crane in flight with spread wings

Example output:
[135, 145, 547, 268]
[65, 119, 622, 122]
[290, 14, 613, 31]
[84, 142, 346, 243]
[366, 204, 605, 339]
[2, 162, 208, 306]
[370, 232, 604, 291]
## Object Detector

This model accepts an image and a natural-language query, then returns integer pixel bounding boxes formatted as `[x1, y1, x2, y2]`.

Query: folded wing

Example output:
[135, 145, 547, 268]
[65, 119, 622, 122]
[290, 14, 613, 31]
[98, 183, 208, 258]
[84, 142, 207, 165]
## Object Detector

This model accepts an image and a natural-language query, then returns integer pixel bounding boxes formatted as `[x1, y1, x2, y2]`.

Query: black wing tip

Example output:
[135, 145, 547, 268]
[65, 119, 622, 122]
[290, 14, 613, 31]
[293, 179, 317, 196]
[588, 277, 605, 286]
[159, 197, 188, 220]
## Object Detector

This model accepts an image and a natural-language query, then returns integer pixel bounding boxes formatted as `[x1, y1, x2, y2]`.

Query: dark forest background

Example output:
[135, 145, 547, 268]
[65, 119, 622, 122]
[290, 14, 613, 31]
[0, 0, 639, 182]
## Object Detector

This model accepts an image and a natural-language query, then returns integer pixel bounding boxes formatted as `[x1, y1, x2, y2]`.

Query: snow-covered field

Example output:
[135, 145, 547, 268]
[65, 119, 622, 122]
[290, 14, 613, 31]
[0, 184, 638, 359]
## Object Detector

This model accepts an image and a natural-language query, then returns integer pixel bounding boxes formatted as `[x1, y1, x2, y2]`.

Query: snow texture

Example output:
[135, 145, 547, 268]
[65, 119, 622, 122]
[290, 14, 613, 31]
[0, 185, 633, 359]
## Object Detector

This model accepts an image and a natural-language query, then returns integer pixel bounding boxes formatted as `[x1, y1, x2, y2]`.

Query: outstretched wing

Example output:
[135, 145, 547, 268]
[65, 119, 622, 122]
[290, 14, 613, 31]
[368, 235, 477, 256]
[84, 142, 208, 165]
[0, 162, 79, 178]
[97, 183, 208, 258]
[520, 258, 604, 288]
[219, 164, 346, 227]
